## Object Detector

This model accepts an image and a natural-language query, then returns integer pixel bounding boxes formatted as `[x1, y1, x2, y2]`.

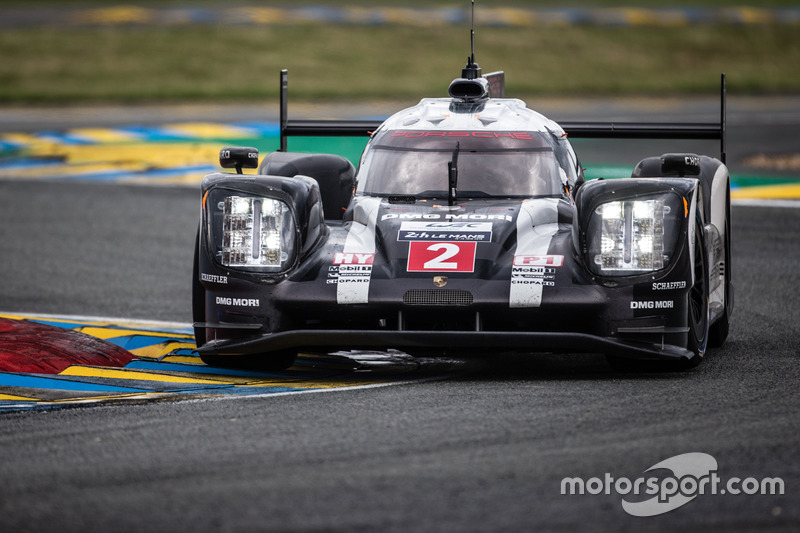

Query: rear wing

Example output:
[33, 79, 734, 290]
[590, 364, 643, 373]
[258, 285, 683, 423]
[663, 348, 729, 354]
[279, 70, 727, 164]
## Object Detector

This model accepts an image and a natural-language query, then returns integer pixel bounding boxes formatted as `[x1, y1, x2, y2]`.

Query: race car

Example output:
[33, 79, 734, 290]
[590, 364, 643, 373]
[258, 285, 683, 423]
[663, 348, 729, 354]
[192, 56, 732, 371]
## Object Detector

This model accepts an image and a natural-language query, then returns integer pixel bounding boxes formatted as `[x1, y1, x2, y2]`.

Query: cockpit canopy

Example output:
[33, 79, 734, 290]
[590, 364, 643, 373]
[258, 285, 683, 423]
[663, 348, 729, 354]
[355, 129, 571, 199]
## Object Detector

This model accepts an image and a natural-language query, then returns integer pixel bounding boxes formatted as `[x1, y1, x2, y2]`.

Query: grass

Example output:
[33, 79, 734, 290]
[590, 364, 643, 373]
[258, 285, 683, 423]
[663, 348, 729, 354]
[0, 21, 798, 103]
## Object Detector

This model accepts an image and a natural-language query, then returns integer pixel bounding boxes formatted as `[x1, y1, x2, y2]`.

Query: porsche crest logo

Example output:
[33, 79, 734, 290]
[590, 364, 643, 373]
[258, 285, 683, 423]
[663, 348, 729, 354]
[433, 276, 448, 288]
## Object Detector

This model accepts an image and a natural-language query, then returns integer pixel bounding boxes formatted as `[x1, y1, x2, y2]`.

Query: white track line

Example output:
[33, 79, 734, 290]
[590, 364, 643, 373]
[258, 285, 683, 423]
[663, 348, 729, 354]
[733, 198, 800, 208]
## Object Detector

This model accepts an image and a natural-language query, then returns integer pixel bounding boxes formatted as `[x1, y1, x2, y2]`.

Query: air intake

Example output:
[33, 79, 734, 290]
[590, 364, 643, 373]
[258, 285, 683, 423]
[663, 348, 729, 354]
[448, 77, 490, 101]
[403, 289, 473, 306]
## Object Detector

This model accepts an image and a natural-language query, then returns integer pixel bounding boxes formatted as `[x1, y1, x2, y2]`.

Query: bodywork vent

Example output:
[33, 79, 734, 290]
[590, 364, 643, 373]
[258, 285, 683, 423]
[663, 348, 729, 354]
[403, 289, 473, 306]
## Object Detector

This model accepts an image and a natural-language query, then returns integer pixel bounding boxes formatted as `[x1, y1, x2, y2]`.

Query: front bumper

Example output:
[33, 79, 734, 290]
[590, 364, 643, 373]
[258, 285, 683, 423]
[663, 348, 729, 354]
[195, 328, 695, 361]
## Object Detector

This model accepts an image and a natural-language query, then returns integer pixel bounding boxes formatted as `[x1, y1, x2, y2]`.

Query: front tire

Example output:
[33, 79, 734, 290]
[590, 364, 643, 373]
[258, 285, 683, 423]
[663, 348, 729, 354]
[686, 217, 710, 364]
[192, 226, 206, 348]
[199, 351, 297, 371]
[708, 183, 731, 347]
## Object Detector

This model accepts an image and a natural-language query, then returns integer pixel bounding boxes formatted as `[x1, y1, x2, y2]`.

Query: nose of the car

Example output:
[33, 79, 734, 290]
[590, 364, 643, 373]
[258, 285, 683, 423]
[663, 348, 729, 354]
[373, 207, 520, 279]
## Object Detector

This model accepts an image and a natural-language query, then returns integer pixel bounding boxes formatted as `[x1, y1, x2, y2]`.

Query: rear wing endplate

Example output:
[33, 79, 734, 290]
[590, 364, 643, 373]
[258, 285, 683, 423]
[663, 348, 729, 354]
[279, 70, 727, 164]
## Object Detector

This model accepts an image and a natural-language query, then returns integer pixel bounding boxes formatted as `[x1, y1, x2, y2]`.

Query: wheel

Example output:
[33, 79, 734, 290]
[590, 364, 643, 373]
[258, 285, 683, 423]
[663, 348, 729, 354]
[199, 351, 297, 371]
[708, 183, 731, 347]
[685, 215, 710, 365]
[191, 226, 206, 348]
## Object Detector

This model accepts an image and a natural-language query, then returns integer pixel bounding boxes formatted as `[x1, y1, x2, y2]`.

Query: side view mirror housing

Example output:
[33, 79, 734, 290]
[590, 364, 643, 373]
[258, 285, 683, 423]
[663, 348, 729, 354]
[220, 146, 259, 174]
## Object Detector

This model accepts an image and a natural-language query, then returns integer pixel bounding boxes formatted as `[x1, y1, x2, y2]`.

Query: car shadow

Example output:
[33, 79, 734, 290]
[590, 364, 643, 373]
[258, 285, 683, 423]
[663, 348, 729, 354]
[435, 351, 706, 382]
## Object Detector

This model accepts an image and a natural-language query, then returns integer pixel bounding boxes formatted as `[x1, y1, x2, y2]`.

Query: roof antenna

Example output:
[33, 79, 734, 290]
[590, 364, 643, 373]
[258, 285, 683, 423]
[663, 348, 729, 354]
[449, 0, 491, 100]
[462, 0, 481, 80]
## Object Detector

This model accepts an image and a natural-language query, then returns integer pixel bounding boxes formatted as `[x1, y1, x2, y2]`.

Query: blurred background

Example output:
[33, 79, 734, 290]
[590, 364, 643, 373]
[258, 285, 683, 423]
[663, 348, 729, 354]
[0, 0, 798, 104]
[0, 1, 798, 194]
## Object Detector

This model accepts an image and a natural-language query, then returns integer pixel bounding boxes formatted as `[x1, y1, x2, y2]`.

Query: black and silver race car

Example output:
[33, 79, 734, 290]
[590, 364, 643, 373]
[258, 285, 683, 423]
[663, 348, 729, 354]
[192, 55, 732, 371]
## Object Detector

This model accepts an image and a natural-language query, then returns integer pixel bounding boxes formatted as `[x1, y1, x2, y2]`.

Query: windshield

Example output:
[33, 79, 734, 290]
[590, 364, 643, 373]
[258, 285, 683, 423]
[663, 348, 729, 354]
[355, 130, 564, 198]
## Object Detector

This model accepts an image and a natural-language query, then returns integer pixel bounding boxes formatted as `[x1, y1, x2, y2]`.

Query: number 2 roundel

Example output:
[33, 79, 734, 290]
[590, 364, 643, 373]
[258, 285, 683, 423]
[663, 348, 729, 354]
[407, 241, 477, 272]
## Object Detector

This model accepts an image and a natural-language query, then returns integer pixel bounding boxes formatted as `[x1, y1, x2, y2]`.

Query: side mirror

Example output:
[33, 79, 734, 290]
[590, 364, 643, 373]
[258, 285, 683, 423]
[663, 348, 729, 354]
[220, 147, 259, 174]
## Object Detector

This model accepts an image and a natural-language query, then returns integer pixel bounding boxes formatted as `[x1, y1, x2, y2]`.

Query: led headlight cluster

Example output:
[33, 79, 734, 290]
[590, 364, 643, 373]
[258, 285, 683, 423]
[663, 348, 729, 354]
[587, 194, 682, 276]
[208, 192, 296, 273]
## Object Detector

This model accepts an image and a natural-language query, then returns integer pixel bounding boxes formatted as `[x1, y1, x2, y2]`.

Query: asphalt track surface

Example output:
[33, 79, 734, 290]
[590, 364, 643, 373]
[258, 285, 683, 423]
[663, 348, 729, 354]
[0, 104, 799, 531]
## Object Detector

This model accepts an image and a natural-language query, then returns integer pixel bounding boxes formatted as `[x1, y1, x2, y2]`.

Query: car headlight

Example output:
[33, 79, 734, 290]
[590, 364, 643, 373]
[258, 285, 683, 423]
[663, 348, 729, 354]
[206, 189, 297, 273]
[587, 193, 682, 276]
